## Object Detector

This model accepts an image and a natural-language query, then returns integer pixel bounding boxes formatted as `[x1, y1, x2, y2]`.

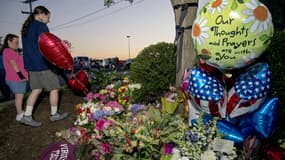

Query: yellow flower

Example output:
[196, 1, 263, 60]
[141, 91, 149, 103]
[99, 89, 107, 94]
[123, 77, 129, 83]
[75, 104, 81, 110]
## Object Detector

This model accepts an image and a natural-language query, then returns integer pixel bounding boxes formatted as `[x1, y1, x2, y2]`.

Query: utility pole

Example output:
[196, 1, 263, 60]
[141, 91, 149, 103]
[21, 0, 38, 15]
[126, 35, 131, 60]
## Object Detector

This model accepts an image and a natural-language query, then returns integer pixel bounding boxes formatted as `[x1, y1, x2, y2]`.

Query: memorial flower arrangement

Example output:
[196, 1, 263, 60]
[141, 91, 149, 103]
[58, 105, 187, 159]
[57, 78, 187, 159]
[160, 113, 238, 160]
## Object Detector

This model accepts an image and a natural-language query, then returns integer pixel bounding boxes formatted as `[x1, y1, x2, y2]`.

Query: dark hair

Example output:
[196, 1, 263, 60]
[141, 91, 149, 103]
[21, 6, 50, 37]
[0, 34, 19, 55]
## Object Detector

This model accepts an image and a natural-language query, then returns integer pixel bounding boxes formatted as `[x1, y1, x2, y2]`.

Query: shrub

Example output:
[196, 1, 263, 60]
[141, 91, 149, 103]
[130, 42, 176, 103]
[264, 30, 285, 141]
[89, 70, 126, 92]
[265, 30, 285, 107]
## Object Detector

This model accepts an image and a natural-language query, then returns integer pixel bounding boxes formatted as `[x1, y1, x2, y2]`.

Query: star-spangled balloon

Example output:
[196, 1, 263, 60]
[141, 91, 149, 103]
[188, 68, 224, 101]
[235, 63, 270, 100]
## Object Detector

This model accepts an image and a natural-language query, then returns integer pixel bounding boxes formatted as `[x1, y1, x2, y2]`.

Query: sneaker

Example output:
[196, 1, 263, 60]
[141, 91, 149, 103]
[20, 116, 42, 127]
[16, 112, 24, 122]
[50, 112, 68, 122]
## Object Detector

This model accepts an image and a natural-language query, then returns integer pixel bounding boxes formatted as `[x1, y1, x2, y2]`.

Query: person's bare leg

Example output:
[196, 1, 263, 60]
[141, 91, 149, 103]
[25, 89, 42, 113]
[49, 89, 58, 108]
[15, 93, 24, 121]
[15, 93, 24, 114]
[49, 89, 68, 121]
[21, 89, 42, 127]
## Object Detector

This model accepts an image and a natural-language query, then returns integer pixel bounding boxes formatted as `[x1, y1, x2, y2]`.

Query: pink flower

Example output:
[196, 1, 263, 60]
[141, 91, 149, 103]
[95, 118, 114, 131]
[87, 114, 94, 122]
[86, 92, 93, 101]
[106, 101, 123, 110]
[96, 134, 103, 140]
[94, 151, 100, 160]
[96, 118, 106, 131]
[101, 143, 111, 154]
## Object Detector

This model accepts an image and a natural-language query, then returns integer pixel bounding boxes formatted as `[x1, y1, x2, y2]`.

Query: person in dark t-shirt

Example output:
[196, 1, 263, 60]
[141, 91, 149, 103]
[21, 6, 68, 127]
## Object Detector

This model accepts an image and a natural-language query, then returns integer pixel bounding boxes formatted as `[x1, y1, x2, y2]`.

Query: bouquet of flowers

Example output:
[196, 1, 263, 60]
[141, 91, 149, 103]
[57, 77, 189, 159]
[160, 113, 238, 160]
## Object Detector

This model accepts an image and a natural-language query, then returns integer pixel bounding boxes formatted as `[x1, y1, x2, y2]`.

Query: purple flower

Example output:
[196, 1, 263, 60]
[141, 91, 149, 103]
[164, 143, 173, 155]
[131, 104, 145, 114]
[94, 110, 105, 120]
[189, 133, 199, 143]
[104, 110, 114, 116]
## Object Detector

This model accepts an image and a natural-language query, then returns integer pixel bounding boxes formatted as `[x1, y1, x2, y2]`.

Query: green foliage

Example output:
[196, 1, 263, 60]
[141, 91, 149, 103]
[265, 30, 285, 142]
[130, 42, 176, 103]
[89, 70, 126, 92]
[265, 30, 285, 106]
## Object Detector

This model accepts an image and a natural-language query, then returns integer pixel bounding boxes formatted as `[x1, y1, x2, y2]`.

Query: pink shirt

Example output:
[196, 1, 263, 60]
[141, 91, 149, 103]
[3, 48, 28, 82]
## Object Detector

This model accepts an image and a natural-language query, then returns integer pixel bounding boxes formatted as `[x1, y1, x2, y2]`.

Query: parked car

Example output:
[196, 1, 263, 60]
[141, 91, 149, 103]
[73, 56, 91, 71]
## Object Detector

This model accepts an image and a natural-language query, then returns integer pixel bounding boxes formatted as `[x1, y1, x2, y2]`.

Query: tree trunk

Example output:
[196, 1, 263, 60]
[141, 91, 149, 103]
[171, 0, 198, 87]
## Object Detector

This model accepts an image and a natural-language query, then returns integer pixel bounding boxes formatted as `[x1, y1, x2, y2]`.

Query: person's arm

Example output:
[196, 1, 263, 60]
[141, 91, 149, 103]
[9, 60, 25, 80]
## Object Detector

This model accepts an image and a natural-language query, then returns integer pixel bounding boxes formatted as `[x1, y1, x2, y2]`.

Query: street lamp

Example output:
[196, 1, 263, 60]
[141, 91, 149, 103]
[126, 35, 131, 60]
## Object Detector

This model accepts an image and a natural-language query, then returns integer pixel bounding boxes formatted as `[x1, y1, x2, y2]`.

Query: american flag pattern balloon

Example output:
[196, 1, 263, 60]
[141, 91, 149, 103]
[188, 68, 225, 117]
[187, 63, 270, 118]
[227, 63, 270, 118]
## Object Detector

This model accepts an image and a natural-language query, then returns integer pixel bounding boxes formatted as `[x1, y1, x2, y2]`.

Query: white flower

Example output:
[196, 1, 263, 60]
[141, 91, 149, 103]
[135, 83, 141, 89]
[192, 17, 210, 46]
[103, 106, 112, 111]
[106, 84, 114, 89]
[114, 107, 121, 113]
[201, 150, 216, 160]
[78, 118, 89, 125]
[171, 148, 181, 160]
[243, 0, 272, 33]
[208, 0, 228, 14]
[82, 102, 96, 109]
[128, 83, 142, 91]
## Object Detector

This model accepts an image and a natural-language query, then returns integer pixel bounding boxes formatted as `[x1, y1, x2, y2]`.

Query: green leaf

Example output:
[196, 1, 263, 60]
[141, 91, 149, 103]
[203, 7, 207, 14]
[260, 34, 270, 41]
[231, 0, 238, 10]
[263, 39, 270, 45]
[237, 0, 244, 4]
[199, 54, 211, 60]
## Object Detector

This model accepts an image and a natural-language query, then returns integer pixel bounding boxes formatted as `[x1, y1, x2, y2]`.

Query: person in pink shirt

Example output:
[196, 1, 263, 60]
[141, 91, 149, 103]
[1, 34, 28, 122]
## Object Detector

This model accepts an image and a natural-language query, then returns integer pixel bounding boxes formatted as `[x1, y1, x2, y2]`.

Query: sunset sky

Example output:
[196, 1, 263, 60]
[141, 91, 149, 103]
[0, 0, 177, 60]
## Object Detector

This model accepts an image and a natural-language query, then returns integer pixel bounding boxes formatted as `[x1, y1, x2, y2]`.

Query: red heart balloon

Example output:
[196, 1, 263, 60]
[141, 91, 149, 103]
[68, 78, 87, 95]
[75, 70, 88, 87]
[38, 32, 73, 70]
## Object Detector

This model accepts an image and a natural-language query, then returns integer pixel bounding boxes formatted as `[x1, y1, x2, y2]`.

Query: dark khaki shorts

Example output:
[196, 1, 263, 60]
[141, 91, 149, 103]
[28, 70, 60, 91]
